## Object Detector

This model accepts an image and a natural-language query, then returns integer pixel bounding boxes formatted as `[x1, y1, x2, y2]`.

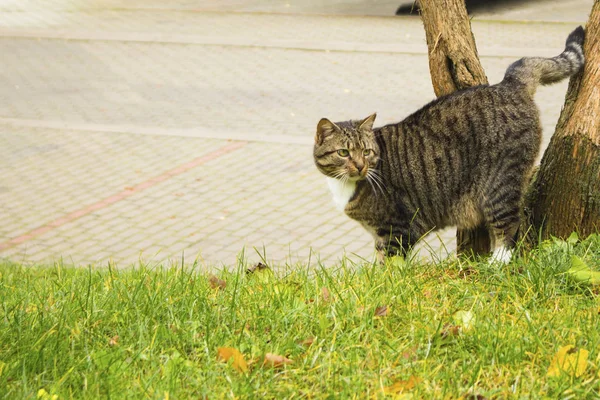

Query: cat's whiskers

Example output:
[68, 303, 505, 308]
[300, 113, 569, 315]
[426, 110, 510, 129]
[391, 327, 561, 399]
[331, 169, 347, 180]
[367, 169, 386, 196]
[371, 174, 385, 193]
[364, 171, 378, 198]
[368, 167, 383, 182]
[341, 173, 349, 186]
[369, 167, 384, 183]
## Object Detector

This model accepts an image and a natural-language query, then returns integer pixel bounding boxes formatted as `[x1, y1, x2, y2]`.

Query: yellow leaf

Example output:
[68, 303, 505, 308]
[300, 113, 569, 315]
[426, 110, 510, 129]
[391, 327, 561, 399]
[452, 310, 475, 331]
[384, 376, 422, 394]
[217, 347, 248, 373]
[36, 389, 58, 400]
[108, 335, 119, 347]
[547, 345, 588, 377]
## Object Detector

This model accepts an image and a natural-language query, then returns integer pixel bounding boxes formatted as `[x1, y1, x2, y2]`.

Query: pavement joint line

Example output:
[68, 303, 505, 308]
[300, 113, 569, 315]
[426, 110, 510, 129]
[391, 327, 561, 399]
[0, 29, 563, 58]
[16, 7, 585, 25]
[0, 140, 247, 253]
[0, 118, 313, 146]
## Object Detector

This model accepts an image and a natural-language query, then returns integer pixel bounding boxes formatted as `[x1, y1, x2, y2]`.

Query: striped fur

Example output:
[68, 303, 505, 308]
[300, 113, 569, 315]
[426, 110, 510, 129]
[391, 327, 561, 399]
[504, 26, 585, 96]
[314, 26, 585, 261]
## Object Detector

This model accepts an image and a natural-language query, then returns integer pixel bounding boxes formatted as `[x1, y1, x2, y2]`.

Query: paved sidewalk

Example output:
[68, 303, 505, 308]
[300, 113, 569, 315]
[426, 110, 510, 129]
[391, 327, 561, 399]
[0, 0, 590, 269]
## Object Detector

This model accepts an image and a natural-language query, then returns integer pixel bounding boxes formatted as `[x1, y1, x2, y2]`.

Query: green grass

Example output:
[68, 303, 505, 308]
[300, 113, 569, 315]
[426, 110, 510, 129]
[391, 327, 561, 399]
[1, 235, 600, 399]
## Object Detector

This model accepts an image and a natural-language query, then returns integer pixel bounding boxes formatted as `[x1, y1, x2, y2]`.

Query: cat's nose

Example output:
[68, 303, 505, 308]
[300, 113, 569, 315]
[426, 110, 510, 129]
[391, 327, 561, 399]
[354, 161, 367, 176]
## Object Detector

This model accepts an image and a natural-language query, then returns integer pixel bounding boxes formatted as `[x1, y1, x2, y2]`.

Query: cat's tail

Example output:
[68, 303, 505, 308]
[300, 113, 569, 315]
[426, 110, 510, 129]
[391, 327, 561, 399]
[502, 26, 585, 96]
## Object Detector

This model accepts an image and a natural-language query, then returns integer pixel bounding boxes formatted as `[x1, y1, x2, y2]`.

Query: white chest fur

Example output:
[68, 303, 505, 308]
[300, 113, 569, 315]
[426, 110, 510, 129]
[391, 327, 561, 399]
[326, 177, 357, 212]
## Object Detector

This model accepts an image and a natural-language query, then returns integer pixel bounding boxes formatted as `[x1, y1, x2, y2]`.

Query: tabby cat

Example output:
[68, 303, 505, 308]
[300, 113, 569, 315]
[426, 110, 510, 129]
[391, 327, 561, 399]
[313, 26, 585, 263]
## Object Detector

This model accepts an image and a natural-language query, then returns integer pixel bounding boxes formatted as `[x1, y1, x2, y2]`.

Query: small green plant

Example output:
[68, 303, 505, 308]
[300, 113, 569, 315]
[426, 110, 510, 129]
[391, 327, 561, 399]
[0, 234, 599, 398]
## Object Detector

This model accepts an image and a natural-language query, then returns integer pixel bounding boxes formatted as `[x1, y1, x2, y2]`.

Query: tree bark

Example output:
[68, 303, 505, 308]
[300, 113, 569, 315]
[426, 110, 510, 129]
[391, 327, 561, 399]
[418, 0, 491, 255]
[419, 0, 488, 96]
[528, 1, 600, 240]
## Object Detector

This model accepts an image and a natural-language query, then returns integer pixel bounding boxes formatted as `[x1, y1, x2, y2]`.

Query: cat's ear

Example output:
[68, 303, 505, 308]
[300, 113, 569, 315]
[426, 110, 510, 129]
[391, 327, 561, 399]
[359, 113, 377, 131]
[316, 118, 339, 145]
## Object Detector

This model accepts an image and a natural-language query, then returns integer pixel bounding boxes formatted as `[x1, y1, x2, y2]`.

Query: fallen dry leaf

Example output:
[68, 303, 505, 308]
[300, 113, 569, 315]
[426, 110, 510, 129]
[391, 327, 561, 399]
[108, 335, 119, 347]
[400, 345, 419, 360]
[458, 267, 477, 279]
[208, 274, 226, 290]
[384, 375, 422, 394]
[298, 337, 315, 347]
[263, 353, 293, 368]
[374, 305, 388, 317]
[217, 347, 248, 373]
[246, 262, 268, 274]
[321, 287, 331, 302]
[440, 323, 461, 339]
[547, 345, 588, 378]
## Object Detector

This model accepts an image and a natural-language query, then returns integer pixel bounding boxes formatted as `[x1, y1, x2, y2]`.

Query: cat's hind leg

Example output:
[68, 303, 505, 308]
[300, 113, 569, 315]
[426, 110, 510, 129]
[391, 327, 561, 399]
[482, 186, 522, 265]
[490, 245, 514, 264]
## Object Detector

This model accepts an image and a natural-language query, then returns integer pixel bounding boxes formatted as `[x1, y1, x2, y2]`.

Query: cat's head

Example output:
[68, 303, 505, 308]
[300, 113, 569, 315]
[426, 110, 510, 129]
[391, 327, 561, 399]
[313, 113, 380, 181]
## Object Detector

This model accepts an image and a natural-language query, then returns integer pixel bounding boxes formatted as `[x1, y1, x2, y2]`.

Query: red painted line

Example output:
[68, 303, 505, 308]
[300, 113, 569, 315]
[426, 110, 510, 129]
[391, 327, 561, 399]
[0, 141, 246, 252]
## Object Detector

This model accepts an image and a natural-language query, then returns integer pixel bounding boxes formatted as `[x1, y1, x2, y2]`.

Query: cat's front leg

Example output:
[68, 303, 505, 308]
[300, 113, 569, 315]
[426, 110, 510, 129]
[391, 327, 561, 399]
[375, 241, 388, 264]
[375, 236, 407, 264]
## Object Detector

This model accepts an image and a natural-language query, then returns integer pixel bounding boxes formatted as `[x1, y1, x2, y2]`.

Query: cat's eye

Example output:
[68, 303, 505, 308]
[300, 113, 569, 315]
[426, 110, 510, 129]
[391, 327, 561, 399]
[363, 149, 372, 156]
[337, 149, 350, 157]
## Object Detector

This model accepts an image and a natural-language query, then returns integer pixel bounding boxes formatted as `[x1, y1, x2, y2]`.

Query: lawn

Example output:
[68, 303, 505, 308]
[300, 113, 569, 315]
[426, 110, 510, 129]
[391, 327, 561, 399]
[1, 235, 599, 399]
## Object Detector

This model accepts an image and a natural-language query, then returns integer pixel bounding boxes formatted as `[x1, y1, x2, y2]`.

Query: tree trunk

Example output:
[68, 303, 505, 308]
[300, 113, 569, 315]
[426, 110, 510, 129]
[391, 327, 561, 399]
[529, 1, 600, 240]
[418, 0, 487, 96]
[418, 0, 491, 255]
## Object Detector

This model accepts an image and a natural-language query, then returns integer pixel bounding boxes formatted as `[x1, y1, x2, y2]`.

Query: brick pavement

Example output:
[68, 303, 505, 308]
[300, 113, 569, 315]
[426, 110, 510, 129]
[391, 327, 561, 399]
[0, 0, 591, 268]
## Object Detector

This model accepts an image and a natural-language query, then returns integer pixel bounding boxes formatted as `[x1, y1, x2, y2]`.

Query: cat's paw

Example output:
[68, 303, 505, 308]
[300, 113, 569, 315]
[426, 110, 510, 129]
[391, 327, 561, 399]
[489, 246, 513, 265]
